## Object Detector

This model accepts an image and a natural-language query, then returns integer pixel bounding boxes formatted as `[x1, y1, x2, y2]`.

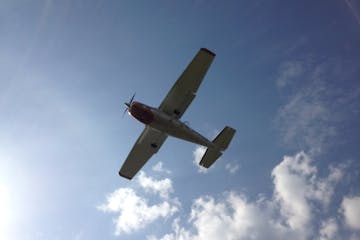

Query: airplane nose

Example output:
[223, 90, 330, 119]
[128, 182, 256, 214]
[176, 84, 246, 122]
[125, 102, 130, 108]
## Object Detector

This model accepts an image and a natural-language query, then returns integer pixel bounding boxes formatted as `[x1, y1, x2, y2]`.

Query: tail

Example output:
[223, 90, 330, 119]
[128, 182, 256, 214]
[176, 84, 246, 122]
[199, 126, 236, 168]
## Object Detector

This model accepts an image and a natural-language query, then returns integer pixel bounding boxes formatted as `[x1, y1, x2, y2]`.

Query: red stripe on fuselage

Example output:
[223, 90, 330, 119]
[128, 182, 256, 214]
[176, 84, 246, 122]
[129, 102, 154, 125]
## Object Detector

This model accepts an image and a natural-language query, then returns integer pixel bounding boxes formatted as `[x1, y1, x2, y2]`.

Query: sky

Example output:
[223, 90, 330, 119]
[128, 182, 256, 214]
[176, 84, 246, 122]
[1, 0, 360, 239]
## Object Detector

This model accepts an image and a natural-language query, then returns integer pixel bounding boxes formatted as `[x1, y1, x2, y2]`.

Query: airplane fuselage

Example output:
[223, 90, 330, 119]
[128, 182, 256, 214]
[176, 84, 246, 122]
[128, 101, 215, 149]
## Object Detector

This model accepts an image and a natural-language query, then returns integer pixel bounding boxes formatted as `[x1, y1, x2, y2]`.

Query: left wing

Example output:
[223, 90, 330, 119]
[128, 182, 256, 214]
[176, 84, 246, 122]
[158, 48, 215, 119]
[119, 126, 167, 180]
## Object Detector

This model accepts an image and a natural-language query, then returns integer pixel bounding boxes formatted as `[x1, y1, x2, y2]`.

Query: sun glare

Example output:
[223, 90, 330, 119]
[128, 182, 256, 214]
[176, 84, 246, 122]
[0, 184, 11, 235]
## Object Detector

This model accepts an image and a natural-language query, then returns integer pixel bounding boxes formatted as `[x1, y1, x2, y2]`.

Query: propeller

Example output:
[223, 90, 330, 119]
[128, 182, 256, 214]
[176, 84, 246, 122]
[123, 93, 136, 116]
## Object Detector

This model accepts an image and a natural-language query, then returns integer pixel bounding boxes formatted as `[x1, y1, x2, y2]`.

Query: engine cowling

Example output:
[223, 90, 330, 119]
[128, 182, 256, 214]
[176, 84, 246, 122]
[129, 102, 154, 125]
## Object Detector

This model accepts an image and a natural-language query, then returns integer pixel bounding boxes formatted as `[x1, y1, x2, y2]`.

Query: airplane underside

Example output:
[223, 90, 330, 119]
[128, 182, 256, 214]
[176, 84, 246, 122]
[128, 101, 214, 148]
[124, 99, 236, 178]
[119, 48, 236, 180]
[149, 108, 215, 149]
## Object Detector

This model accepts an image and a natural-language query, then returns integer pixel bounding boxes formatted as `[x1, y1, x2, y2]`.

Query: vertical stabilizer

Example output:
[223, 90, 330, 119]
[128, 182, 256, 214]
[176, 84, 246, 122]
[212, 126, 236, 151]
[199, 126, 236, 168]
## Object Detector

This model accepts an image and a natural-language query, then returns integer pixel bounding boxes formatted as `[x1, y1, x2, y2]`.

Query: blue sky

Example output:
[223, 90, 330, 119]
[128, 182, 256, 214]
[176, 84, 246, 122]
[1, 0, 360, 239]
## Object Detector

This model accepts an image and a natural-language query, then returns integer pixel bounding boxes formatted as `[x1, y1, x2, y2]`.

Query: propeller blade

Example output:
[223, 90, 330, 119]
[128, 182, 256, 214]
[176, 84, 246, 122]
[123, 93, 135, 118]
[123, 107, 128, 117]
[129, 93, 136, 104]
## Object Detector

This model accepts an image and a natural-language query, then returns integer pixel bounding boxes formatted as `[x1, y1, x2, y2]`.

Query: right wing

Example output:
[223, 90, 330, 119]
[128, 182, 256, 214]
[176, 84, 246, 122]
[158, 48, 216, 119]
[119, 126, 167, 180]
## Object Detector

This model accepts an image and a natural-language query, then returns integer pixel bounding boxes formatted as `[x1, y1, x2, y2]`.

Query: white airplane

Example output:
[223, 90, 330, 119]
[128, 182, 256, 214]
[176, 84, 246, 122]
[119, 48, 236, 180]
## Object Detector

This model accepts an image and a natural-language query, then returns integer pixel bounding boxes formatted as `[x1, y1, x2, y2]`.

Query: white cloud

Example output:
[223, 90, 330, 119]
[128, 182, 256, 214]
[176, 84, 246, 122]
[192, 146, 208, 173]
[98, 187, 179, 236]
[100, 153, 351, 239]
[99, 172, 180, 236]
[152, 161, 171, 174]
[341, 196, 360, 230]
[313, 164, 346, 207]
[151, 151, 346, 240]
[271, 152, 344, 233]
[225, 162, 240, 174]
[147, 218, 192, 240]
[327, 164, 345, 182]
[271, 152, 315, 232]
[150, 192, 297, 240]
[319, 218, 338, 240]
[138, 171, 173, 199]
[187, 193, 290, 240]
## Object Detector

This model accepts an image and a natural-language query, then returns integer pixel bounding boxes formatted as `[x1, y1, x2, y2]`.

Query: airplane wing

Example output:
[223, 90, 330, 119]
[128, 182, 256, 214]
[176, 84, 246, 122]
[119, 126, 167, 180]
[159, 48, 216, 119]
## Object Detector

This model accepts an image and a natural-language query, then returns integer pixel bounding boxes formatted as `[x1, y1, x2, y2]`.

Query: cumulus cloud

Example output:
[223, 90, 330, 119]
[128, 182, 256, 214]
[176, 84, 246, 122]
[98, 173, 179, 236]
[187, 193, 291, 240]
[150, 151, 346, 240]
[149, 192, 295, 240]
[138, 171, 173, 199]
[152, 161, 171, 174]
[341, 196, 360, 230]
[192, 146, 208, 173]
[319, 218, 338, 240]
[272, 151, 345, 233]
[271, 152, 315, 232]
[147, 218, 192, 240]
[225, 162, 240, 174]
[99, 152, 354, 239]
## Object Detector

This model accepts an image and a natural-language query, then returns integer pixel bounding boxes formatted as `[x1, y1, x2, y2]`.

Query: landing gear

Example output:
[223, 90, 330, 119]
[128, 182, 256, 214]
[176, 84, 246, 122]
[173, 109, 180, 116]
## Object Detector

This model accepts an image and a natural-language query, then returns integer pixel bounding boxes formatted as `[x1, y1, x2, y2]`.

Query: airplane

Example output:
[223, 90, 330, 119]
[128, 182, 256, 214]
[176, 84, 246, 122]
[119, 48, 236, 180]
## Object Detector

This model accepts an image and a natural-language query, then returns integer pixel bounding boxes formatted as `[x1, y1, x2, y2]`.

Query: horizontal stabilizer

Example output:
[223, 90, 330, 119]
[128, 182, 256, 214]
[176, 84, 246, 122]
[199, 148, 222, 168]
[212, 126, 236, 151]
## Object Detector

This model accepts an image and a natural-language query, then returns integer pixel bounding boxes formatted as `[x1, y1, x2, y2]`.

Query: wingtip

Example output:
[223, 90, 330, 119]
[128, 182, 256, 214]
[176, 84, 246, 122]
[119, 171, 132, 180]
[200, 48, 216, 57]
